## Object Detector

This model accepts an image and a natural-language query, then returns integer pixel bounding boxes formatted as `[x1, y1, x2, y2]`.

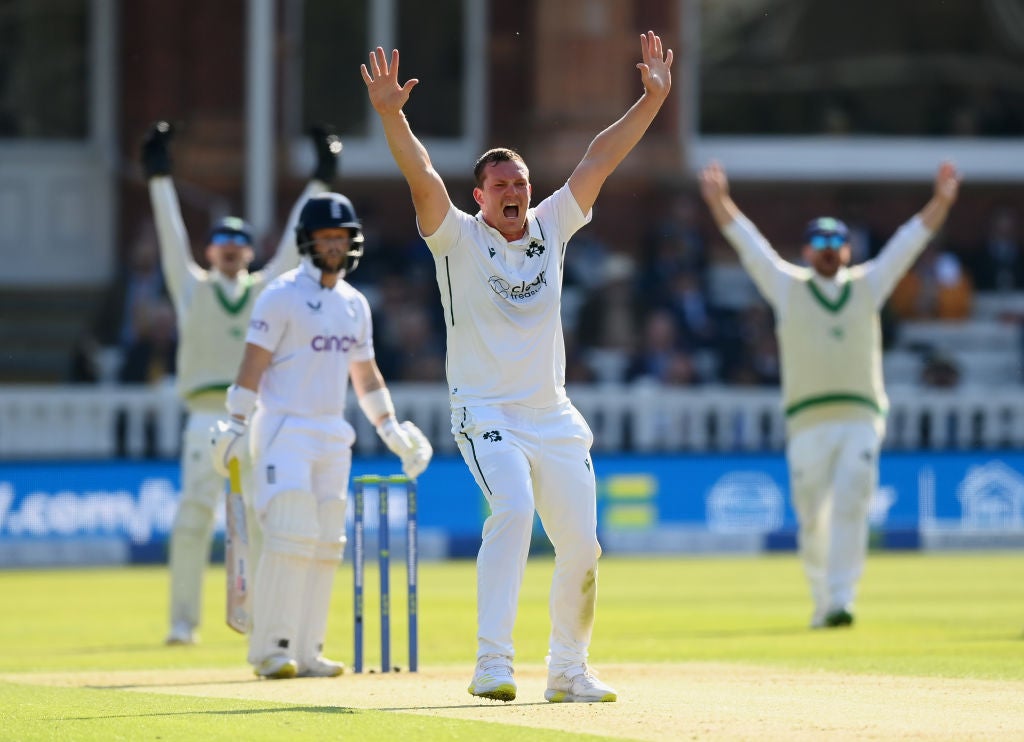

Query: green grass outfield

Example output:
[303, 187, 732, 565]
[1, 552, 1023, 740]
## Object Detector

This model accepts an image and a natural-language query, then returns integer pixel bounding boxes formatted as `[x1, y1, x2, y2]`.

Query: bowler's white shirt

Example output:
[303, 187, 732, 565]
[423, 184, 591, 408]
[245, 260, 374, 419]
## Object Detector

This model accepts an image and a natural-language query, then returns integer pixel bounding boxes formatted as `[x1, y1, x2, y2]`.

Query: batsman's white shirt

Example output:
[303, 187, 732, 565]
[422, 183, 591, 408]
[245, 260, 375, 426]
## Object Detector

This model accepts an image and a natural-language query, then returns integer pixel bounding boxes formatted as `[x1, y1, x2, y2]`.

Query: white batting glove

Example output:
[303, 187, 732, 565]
[210, 418, 247, 478]
[377, 418, 433, 480]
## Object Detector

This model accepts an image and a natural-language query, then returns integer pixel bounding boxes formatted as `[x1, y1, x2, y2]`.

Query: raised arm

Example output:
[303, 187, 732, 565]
[260, 127, 338, 280]
[699, 161, 795, 308]
[141, 121, 201, 303]
[698, 161, 745, 231]
[917, 161, 961, 233]
[361, 48, 451, 237]
[567, 31, 673, 215]
[866, 162, 962, 304]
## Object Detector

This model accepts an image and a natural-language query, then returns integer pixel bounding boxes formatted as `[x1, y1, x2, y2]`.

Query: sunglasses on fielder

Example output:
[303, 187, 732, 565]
[809, 234, 847, 250]
[210, 233, 252, 247]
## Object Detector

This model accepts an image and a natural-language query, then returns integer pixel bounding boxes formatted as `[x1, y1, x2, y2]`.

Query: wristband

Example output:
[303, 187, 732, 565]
[359, 387, 395, 425]
[226, 384, 258, 420]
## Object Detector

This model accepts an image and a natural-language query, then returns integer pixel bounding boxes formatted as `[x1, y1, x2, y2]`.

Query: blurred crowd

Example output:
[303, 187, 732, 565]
[75, 196, 1024, 392]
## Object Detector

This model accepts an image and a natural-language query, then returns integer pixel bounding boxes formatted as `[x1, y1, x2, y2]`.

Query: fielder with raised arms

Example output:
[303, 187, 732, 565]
[143, 122, 340, 646]
[362, 31, 673, 703]
[700, 160, 961, 628]
[211, 192, 433, 679]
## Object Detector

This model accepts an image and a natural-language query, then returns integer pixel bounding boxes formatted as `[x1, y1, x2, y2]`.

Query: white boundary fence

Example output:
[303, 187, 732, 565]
[1, 383, 1023, 460]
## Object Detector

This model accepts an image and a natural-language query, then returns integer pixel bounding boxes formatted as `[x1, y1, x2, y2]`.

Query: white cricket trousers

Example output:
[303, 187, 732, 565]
[454, 399, 600, 674]
[786, 419, 882, 617]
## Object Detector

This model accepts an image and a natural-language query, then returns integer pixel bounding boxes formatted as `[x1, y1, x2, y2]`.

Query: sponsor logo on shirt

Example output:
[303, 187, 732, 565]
[250, 318, 269, 332]
[311, 334, 359, 352]
[307, 300, 323, 313]
[488, 270, 547, 302]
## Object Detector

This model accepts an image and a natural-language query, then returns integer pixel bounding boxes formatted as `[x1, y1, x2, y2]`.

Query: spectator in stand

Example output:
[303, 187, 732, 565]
[889, 242, 973, 321]
[575, 253, 646, 383]
[118, 298, 178, 384]
[625, 308, 697, 385]
[663, 270, 718, 353]
[966, 206, 1024, 292]
[390, 304, 446, 382]
[640, 191, 707, 303]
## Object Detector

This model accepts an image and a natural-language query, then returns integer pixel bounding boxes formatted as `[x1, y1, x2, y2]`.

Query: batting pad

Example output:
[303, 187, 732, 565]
[248, 490, 317, 666]
[297, 498, 346, 666]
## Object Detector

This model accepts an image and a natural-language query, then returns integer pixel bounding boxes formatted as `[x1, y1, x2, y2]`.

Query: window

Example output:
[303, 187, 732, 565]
[289, 0, 484, 176]
[689, 0, 1024, 180]
[0, 0, 89, 139]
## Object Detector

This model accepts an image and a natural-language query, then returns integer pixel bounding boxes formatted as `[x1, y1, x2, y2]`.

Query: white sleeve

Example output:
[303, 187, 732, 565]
[148, 177, 203, 309]
[244, 287, 286, 352]
[421, 203, 466, 257]
[259, 180, 327, 281]
[861, 216, 933, 308]
[721, 214, 802, 310]
[351, 291, 375, 363]
[541, 182, 592, 240]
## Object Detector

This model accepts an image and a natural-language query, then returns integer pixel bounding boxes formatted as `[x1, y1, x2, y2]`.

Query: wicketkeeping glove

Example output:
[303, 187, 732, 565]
[377, 418, 433, 480]
[210, 418, 247, 478]
[141, 120, 174, 178]
[310, 124, 342, 183]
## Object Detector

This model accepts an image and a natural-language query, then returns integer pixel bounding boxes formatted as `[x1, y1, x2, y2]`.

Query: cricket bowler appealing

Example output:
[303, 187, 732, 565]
[362, 31, 673, 703]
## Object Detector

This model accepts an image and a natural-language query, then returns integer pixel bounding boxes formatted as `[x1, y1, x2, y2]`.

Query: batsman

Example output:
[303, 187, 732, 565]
[211, 192, 433, 679]
[143, 121, 340, 645]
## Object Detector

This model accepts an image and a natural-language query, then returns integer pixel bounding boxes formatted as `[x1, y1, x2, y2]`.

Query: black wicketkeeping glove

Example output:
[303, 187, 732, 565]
[310, 124, 342, 183]
[141, 121, 174, 178]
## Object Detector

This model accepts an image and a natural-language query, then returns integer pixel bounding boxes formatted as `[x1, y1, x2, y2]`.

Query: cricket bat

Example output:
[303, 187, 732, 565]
[225, 457, 250, 634]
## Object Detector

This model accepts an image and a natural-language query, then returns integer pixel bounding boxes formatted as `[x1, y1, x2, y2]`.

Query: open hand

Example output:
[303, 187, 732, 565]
[637, 31, 673, 101]
[698, 161, 730, 204]
[360, 48, 419, 116]
[934, 161, 961, 207]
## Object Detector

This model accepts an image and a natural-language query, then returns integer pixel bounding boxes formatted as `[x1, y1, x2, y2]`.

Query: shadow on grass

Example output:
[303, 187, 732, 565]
[376, 702, 552, 711]
[48, 706, 359, 721]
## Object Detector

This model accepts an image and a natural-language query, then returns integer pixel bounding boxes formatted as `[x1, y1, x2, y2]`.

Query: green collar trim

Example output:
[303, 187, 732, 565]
[807, 278, 851, 313]
[214, 276, 253, 315]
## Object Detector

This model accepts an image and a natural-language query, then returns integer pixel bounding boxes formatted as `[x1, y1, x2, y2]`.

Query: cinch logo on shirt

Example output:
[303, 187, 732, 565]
[250, 318, 269, 332]
[311, 335, 358, 352]
[488, 271, 547, 301]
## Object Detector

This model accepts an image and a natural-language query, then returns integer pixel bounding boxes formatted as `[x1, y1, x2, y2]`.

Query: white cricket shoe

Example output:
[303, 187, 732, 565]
[164, 621, 197, 646]
[467, 654, 516, 702]
[254, 654, 298, 679]
[297, 656, 345, 678]
[545, 665, 617, 703]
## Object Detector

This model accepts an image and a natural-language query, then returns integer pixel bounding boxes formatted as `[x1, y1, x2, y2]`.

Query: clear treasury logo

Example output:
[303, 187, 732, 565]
[488, 271, 547, 301]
